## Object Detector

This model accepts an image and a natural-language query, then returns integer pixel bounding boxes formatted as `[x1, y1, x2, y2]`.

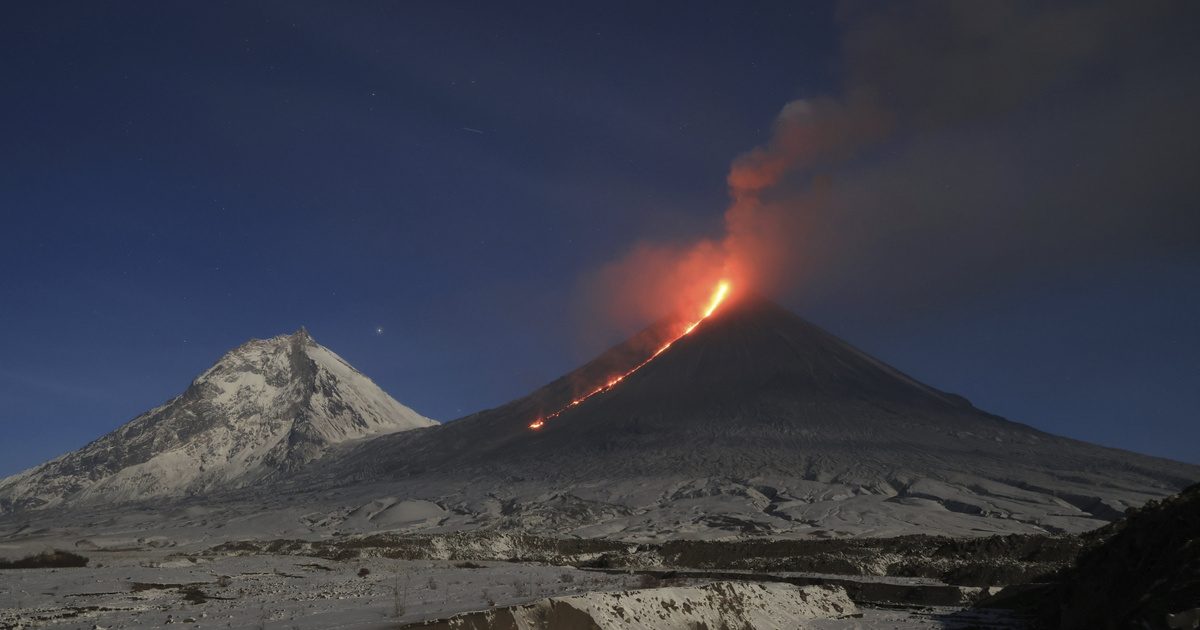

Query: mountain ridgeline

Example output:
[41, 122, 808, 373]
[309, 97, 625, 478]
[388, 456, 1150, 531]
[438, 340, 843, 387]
[2, 295, 1197, 539]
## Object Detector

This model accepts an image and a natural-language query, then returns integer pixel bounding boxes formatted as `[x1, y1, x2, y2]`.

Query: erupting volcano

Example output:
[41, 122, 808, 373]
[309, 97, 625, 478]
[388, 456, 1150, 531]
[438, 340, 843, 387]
[529, 280, 731, 430]
[331, 290, 1197, 540]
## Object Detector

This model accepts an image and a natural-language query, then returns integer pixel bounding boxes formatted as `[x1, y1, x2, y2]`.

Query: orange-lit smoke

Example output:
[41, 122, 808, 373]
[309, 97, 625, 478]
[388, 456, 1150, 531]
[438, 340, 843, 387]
[579, 95, 890, 336]
[531, 279, 730, 430]
[578, 240, 730, 340]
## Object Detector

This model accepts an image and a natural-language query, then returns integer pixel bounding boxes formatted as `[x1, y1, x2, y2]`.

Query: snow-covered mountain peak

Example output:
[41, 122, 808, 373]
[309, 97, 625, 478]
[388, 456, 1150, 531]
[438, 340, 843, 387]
[0, 329, 437, 512]
[192, 328, 317, 399]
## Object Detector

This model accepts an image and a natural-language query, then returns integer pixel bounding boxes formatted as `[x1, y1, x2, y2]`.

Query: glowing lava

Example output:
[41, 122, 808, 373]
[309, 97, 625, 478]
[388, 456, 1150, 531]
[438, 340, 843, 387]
[529, 280, 731, 430]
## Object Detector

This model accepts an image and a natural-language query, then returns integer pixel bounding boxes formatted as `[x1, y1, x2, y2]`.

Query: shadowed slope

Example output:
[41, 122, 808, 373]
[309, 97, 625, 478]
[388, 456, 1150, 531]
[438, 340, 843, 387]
[358, 293, 1191, 484]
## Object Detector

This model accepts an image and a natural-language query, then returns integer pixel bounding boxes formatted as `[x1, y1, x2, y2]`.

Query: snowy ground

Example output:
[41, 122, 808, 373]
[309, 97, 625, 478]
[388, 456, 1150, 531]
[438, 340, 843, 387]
[0, 506, 1042, 629]
[0, 552, 636, 629]
[0, 550, 1026, 629]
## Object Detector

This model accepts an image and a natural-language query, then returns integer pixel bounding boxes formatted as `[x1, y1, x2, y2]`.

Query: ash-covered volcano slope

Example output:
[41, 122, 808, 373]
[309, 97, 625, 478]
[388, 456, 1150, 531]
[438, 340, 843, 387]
[0, 329, 436, 512]
[324, 293, 1197, 537]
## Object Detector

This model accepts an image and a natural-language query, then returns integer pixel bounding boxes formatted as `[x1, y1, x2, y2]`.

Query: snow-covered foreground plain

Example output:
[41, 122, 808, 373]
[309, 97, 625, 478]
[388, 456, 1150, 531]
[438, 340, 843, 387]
[0, 552, 632, 629]
[0, 495, 1057, 628]
[0, 550, 1022, 629]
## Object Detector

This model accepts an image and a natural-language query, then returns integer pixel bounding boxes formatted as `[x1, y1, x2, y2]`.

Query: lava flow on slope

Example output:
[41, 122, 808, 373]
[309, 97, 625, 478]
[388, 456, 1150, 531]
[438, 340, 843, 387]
[529, 280, 731, 430]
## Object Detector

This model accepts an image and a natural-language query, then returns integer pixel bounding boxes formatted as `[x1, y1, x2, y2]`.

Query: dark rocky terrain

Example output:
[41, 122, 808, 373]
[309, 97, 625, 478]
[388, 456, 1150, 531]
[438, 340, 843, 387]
[1021, 482, 1200, 629]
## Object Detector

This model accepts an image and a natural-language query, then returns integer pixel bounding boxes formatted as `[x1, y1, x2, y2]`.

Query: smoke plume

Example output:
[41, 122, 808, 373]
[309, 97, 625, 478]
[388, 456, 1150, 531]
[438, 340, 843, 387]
[580, 0, 1200, 336]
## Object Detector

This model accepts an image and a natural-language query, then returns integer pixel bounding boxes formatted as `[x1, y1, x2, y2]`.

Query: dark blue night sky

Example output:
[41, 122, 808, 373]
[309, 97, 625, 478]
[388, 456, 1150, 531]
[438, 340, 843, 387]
[2, 2, 1197, 475]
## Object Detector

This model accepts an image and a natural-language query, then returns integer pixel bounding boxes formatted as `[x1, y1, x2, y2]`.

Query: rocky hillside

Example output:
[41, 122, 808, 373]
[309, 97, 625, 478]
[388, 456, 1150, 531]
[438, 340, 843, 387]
[1051, 482, 1200, 629]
